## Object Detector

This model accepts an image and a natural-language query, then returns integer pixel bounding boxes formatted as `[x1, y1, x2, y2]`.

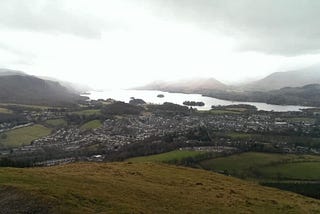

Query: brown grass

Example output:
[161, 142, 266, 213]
[0, 162, 319, 213]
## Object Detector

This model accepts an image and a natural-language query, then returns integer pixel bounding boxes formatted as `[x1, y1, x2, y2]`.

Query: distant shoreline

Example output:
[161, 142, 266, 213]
[86, 89, 312, 112]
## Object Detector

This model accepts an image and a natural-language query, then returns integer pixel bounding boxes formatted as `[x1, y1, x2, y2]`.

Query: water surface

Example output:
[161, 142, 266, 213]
[85, 89, 311, 112]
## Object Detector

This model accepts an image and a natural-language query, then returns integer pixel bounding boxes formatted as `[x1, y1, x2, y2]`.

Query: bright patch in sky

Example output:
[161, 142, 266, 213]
[1, 0, 320, 89]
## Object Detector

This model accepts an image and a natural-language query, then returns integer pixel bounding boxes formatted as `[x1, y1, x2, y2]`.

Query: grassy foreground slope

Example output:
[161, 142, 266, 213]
[1, 162, 320, 214]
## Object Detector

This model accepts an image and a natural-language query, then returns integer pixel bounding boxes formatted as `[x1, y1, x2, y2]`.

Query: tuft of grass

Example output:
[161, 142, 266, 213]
[0, 162, 320, 213]
[0, 124, 51, 148]
[80, 120, 102, 130]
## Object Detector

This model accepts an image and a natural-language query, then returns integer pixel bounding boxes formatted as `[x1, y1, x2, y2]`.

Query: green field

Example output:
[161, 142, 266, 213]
[0, 107, 12, 114]
[198, 152, 320, 198]
[126, 150, 205, 163]
[225, 132, 253, 139]
[261, 162, 320, 180]
[45, 119, 67, 127]
[80, 120, 103, 130]
[199, 152, 293, 174]
[261, 182, 320, 199]
[200, 109, 241, 115]
[286, 117, 316, 123]
[199, 152, 320, 180]
[72, 109, 101, 116]
[0, 124, 52, 148]
[0, 162, 319, 213]
[0, 103, 50, 110]
[225, 107, 249, 112]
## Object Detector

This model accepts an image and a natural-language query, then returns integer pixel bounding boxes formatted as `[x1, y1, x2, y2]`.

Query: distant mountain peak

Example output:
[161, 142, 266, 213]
[243, 65, 320, 91]
[136, 77, 227, 92]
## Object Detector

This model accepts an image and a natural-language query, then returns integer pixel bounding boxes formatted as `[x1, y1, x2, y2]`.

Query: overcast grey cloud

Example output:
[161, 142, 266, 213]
[1, 0, 320, 55]
[0, 0, 109, 38]
[139, 0, 320, 55]
[0, 42, 34, 58]
[1, 0, 320, 88]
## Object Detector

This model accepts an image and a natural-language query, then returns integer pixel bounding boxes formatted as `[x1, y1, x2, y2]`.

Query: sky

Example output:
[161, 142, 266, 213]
[1, 0, 320, 89]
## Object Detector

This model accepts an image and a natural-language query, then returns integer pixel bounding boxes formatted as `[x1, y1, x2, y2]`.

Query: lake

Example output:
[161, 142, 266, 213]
[85, 89, 311, 112]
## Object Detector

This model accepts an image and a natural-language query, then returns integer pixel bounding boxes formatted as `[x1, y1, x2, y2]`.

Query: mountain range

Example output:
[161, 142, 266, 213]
[138, 65, 320, 107]
[135, 78, 227, 93]
[2, 65, 320, 107]
[203, 84, 320, 107]
[243, 65, 320, 91]
[139, 65, 320, 93]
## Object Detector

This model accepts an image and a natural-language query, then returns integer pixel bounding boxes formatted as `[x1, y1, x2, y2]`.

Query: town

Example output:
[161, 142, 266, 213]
[1, 100, 320, 166]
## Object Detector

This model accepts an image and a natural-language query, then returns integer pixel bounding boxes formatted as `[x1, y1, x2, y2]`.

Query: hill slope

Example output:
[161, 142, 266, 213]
[0, 74, 84, 106]
[137, 78, 227, 93]
[244, 65, 320, 91]
[264, 84, 320, 106]
[205, 84, 320, 107]
[39, 75, 92, 93]
[0, 68, 26, 76]
[0, 162, 319, 213]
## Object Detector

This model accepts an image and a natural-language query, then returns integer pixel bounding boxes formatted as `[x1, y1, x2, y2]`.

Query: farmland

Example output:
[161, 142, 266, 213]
[198, 152, 320, 198]
[45, 119, 68, 127]
[0, 125, 52, 148]
[80, 120, 103, 130]
[198, 152, 320, 179]
[126, 150, 206, 163]
[261, 162, 320, 180]
[72, 109, 101, 116]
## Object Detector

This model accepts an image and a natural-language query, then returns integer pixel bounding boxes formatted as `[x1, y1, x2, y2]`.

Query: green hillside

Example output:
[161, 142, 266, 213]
[0, 75, 84, 106]
[0, 162, 320, 213]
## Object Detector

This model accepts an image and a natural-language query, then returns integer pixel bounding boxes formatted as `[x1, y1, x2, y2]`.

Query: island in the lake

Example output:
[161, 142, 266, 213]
[157, 94, 165, 98]
[183, 101, 205, 107]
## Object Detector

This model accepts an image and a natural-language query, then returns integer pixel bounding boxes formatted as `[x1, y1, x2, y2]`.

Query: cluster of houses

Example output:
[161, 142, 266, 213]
[204, 113, 316, 134]
[0, 109, 66, 134]
[2, 106, 320, 165]
[23, 109, 66, 121]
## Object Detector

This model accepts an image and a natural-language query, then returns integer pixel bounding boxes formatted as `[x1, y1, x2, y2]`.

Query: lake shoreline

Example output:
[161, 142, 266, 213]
[84, 89, 312, 112]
